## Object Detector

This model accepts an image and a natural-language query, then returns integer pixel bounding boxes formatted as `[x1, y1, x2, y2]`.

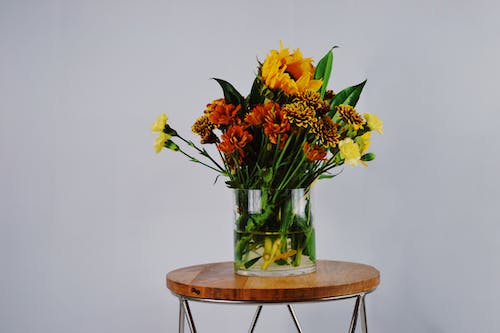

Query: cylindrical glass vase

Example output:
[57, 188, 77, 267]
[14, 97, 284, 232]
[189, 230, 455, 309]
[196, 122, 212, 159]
[233, 188, 316, 276]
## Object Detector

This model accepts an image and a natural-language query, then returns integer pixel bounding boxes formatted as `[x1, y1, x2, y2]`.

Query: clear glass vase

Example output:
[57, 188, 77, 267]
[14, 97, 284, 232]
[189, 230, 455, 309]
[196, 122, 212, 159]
[233, 188, 316, 276]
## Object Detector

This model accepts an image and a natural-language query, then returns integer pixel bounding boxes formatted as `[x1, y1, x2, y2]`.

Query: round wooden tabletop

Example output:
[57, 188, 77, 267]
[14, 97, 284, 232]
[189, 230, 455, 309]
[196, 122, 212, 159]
[166, 260, 380, 302]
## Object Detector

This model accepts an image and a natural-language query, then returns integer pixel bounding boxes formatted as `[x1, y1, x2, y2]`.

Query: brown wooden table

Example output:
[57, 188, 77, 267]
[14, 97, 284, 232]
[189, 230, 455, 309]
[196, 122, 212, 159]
[166, 260, 380, 333]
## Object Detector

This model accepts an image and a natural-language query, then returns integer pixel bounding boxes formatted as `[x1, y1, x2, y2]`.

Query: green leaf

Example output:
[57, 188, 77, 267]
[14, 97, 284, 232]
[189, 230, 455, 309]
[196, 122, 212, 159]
[318, 174, 336, 180]
[329, 80, 367, 115]
[247, 76, 265, 108]
[244, 256, 262, 269]
[314, 47, 337, 98]
[304, 228, 315, 261]
[235, 239, 247, 261]
[212, 78, 245, 107]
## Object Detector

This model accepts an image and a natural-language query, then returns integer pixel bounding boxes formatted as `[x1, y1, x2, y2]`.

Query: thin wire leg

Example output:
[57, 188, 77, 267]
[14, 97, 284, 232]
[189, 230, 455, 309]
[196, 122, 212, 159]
[287, 304, 304, 333]
[360, 294, 368, 333]
[348, 296, 361, 333]
[178, 298, 186, 333]
[248, 305, 263, 333]
[182, 299, 197, 333]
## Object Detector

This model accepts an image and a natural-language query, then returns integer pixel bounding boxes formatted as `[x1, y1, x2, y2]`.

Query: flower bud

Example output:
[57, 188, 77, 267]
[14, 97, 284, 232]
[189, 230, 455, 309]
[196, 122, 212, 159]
[361, 153, 376, 161]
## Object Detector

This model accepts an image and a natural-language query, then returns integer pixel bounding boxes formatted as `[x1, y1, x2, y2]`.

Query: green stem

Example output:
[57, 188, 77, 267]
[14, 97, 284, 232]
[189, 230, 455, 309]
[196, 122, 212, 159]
[177, 148, 226, 174]
[293, 247, 303, 267]
[176, 134, 226, 172]
[277, 136, 309, 191]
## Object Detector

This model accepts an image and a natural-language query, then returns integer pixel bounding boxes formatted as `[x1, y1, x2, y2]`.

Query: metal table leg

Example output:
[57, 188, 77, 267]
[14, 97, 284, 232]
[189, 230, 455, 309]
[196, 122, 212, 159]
[287, 304, 304, 333]
[360, 294, 368, 333]
[174, 292, 373, 332]
[248, 305, 263, 333]
[178, 297, 186, 333]
[180, 298, 197, 333]
[348, 295, 361, 333]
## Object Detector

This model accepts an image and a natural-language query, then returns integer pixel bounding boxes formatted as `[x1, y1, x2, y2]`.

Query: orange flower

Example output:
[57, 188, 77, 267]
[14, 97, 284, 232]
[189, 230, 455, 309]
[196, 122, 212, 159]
[204, 98, 241, 126]
[263, 104, 290, 148]
[303, 142, 327, 161]
[217, 126, 253, 160]
[245, 102, 276, 126]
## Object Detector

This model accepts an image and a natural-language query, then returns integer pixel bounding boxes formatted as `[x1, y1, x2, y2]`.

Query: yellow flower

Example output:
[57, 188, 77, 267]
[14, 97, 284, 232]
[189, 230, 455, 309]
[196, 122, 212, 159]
[355, 132, 371, 167]
[154, 132, 171, 153]
[296, 72, 323, 93]
[151, 113, 167, 132]
[338, 138, 361, 166]
[364, 113, 383, 134]
[356, 132, 371, 155]
[261, 42, 323, 96]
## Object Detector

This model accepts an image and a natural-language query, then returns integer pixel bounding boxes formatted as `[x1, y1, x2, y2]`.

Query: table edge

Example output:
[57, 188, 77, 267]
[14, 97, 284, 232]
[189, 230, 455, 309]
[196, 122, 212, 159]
[166, 260, 380, 302]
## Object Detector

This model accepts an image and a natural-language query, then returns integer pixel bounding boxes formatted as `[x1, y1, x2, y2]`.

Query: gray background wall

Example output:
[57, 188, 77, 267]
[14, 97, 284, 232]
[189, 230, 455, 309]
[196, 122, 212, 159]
[1, 0, 499, 332]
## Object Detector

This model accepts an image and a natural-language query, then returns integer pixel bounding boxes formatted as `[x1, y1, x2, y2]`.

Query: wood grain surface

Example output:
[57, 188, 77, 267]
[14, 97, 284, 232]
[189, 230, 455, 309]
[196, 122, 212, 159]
[166, 260, 379, 302]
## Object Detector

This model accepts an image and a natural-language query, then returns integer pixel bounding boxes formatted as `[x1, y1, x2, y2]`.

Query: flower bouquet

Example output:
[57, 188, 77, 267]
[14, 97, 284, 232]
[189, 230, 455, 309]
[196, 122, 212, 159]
[152, 42, 383, 276]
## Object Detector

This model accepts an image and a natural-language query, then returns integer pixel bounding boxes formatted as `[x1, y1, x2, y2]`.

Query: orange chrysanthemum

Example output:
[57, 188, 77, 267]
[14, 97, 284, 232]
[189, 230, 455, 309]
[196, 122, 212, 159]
[261, 42, 323, 96]
[303, 142, 327, 161]
[245, 102, 277, 126]
[263, 104, 290, 148]
[204, 98, 241, 126]
[217, 126, 253, 160]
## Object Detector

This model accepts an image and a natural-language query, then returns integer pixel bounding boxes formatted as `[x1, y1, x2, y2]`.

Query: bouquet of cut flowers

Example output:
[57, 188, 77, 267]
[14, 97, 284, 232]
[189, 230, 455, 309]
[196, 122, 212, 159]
[152, 42, 382, 189]
[151, 42, 383, 274]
